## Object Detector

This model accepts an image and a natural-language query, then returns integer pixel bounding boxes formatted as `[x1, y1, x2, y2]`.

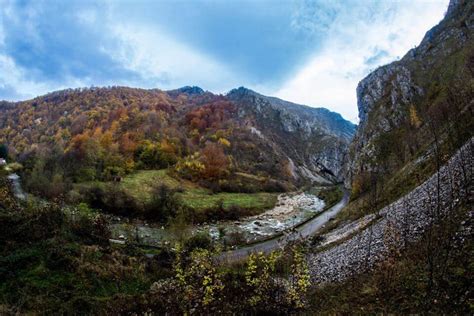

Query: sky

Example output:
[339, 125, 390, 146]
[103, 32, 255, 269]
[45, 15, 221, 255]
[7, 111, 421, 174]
[0, 0, 449, 122]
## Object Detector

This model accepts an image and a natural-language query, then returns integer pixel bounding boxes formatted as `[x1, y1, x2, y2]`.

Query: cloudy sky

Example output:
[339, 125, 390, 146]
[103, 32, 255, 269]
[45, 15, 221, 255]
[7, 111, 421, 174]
[0, 0, 448, 122]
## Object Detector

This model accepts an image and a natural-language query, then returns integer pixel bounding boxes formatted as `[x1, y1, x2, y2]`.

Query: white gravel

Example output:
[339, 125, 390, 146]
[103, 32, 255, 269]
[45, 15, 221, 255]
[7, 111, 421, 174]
[308, 138, 473, 284]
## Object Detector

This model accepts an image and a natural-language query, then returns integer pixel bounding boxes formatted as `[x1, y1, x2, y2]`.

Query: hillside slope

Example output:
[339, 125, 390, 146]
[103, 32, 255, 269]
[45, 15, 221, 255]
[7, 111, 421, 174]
[347, 0, 473, 207]
[228, 87, 355, 182]
[0, 86, 354, 196]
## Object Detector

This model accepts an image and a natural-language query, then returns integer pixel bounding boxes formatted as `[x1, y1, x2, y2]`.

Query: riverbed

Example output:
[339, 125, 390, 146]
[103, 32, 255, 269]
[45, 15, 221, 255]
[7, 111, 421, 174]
[109, 191, 326, 246]
[199, 192, 326, 244]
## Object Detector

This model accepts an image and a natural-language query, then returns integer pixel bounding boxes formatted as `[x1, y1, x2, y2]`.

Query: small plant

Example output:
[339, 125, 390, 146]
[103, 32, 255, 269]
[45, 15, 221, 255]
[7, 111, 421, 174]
[245, 251, 281, 307]
[173, 244, 225, 312]
[287, 245, 311, 309]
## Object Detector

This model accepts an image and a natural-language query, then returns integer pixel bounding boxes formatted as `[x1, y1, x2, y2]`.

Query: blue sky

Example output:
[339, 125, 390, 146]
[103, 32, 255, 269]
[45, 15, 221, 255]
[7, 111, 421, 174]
[0, 0, 448, 122]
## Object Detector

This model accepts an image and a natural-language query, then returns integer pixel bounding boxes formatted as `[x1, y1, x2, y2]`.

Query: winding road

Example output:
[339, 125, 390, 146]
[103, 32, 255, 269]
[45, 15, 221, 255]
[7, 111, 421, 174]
[218, 189, 350, 263]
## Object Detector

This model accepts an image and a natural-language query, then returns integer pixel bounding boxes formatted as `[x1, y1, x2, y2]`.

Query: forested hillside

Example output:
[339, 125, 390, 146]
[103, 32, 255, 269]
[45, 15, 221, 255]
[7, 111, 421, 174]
[0, 86, 354, 222]
[0, 86, 354, 191]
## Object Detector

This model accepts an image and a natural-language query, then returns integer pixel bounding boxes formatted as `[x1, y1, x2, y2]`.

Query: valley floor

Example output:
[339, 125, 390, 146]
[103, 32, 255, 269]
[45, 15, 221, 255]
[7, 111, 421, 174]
[0, 140, 471, 314]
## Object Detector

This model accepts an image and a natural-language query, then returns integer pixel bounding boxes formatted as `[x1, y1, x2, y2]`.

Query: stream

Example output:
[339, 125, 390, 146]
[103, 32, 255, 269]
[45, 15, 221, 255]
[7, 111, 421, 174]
[109, 190, 329, 247]
[3, 170, 344, 254]
[7, 173, 26, 200]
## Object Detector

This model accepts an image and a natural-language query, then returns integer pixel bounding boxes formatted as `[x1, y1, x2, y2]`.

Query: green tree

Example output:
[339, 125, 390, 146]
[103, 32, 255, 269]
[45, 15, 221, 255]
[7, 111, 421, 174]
[145, 184, 181, 222]
[0, 144, 7, 159]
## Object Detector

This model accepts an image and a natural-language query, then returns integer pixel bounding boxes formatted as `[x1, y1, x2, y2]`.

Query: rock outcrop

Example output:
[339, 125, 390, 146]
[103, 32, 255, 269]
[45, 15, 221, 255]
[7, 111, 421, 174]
[228, 87, 355, 182]
[347, 0, 473, 187]
[320, 0, 474, 283]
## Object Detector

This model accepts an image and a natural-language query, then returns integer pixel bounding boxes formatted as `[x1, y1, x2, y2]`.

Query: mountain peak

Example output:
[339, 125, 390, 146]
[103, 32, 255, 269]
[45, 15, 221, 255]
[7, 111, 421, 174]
[171, 86, 205, 95]
[226, 86, 258, 98]
[447, 0, 462, 16]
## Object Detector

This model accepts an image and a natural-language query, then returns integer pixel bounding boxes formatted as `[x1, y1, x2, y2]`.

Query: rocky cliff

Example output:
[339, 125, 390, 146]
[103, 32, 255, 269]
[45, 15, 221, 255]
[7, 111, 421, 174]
[311, 136, 473, 284]
[228, 87, 355, 183]
[347, 0, 473, 193]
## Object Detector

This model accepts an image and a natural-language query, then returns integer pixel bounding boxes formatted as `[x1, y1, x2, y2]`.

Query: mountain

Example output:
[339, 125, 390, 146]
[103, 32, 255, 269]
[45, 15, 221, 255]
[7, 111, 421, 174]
[228, 87, 355, 182]
[347, 0, 473, 207]
[0, 86, 355, 194]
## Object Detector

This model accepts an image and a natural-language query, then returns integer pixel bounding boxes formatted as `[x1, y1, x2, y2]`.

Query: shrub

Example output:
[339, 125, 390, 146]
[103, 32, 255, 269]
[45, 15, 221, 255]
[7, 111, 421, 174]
[262, 179, 288, 193]
[7, 162, 23, 172]
[79, 184, 141, 217]
[71, 214, 111, 246]
[144, 184, 181, 222]
[184, 232, 212, 252]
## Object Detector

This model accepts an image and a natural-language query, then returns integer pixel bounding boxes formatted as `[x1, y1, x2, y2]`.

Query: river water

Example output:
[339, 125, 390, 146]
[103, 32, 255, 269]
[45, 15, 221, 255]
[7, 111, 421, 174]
[109, 191, 326, 247]
[7, 173, 26, 200]
[3, 169, 330, 249]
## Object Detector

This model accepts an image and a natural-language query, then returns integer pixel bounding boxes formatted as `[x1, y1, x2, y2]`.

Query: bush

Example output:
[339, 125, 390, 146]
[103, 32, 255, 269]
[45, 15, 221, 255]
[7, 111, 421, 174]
[0, 202, 64, 245]
[7, 162, 23, 172]
[79, 184, 141, 217]
[184, 232, 212, 252]
[317, 186, 343, 207]
[262, 180, 288, 193]
[71, 214, 111, 246]
[215, 179, 259, 193]
[144, 185, 181, 222]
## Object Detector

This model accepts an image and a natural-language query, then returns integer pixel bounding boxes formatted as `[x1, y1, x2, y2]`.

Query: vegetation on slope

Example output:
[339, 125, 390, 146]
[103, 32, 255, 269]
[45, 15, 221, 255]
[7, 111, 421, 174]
[0, 174, 312, 314]
[308, 203, 473, 314]
[347, 0, 474, 221]
[0, 86, 354, 225]
[1, 168, 471, 314]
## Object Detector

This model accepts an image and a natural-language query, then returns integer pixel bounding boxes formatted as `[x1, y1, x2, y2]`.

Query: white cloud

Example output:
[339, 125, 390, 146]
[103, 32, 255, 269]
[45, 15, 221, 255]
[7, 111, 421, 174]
[275, 0, 449, 123]
[0, 1, 242, 100]
[0, 54, 52, 99]
[0, 0, 450, 108]
[104, 23, 242, 92]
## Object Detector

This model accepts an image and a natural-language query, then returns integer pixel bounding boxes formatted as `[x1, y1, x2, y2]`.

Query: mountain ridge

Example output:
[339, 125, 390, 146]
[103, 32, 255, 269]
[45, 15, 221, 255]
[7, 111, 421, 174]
[0, 85, 355, 193]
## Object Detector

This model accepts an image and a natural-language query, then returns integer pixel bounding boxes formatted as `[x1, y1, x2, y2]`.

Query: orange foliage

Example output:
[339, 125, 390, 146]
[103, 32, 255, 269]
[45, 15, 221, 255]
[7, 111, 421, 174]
[200, 142, 229, 179]
[119, 133, 137, 156]
[185, 99, 236, 132]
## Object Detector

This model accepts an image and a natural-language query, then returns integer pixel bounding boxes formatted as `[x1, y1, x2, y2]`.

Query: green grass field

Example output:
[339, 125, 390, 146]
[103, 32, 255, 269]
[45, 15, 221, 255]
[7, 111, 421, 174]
[180, 190, 277, 212]
[114, 169, 278, 213]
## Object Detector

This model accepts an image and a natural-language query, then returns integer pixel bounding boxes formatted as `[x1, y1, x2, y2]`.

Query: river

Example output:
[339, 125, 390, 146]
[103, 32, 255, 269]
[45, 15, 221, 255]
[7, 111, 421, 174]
[7, 173, 26, 200]
[218, 189, 350, 263]
[109, 190, 329, 247]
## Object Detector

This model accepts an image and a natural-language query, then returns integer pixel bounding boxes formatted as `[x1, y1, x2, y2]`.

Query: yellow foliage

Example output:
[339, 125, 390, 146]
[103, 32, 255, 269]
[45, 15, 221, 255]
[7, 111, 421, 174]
[125, 158, 135, 172]
[287, 247, 311, 309]
[218, 137, 231, 147]
[409, 105, 422, 128]
[100, 131, 114, 149]
[351, 174, 365, 198]
[160, 138, 175, 154]
[173, 245, 225, 310]
[175, 153, 205, 176]
[245, 251, 281, 306]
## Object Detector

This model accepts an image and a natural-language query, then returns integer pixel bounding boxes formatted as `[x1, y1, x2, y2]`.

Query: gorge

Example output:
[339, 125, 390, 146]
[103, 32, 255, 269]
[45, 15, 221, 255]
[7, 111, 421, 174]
[0, 0, 472, 314]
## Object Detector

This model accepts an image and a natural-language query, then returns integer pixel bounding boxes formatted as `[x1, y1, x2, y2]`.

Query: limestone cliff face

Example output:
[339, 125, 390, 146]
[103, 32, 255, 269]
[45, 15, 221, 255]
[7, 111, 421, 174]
[228, 87, 356, 183]
[347, 0, 473, 188]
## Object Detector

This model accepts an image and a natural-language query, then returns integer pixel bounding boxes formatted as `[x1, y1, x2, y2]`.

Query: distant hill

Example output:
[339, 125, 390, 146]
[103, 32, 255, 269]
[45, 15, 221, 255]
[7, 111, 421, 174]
[0, 85, 355, 191]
